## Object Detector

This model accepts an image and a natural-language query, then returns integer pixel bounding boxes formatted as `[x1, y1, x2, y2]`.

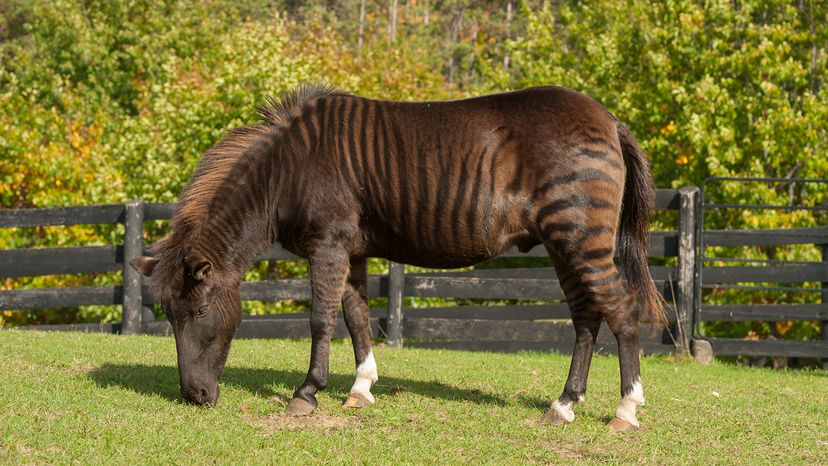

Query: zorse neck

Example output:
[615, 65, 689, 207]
[183, 129, 286, 283]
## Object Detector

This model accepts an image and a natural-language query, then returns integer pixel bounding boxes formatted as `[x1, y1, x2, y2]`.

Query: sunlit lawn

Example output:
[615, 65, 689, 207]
[0, 330, 826, 464]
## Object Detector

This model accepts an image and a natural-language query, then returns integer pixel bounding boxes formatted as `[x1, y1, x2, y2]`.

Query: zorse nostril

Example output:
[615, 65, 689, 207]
[181, 385, 210, 404]
[181, 379, 218, 405]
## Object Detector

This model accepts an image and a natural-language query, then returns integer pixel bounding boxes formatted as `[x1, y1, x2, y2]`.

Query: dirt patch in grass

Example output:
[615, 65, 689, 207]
[520, 418, 588, 461]
[247, 413, 361, 434]
[544, 443, 586, 462]
[242, 394, 362, 434]
[32, 409, 66, 422]
[69, 362, 98, 374]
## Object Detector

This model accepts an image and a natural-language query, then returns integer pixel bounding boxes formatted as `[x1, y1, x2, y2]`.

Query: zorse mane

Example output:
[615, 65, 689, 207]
[148, 83, 342, 296]
[256, 83, 343, 127]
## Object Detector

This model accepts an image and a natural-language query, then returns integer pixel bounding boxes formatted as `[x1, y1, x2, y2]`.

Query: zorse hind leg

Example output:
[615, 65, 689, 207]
[542, 307, 601, 425]
[538, 220, 631, 428]
[605, 297, 645, 432]
[550, 241, 645, 431]
[342, 258, 378, 408]
[541, 250, 606, 425]
[288, 247, 350, 416]
[549, 251, 644, 432]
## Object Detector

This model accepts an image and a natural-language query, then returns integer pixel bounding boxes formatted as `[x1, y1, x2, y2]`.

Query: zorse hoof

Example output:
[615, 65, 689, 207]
[541, 408, 572, 426]
[286, 397, 316, 416]
[343, 393, 374, 408]
[607, 417, 638, 433]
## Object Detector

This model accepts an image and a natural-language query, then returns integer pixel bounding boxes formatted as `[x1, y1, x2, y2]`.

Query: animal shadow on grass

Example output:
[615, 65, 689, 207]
[87, 364, 510, 407]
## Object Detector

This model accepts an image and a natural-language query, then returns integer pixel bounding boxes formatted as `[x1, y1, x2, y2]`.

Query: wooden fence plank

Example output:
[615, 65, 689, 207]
[647, 231, 680, 258]
[702, 265, 828, 283]
[0, 204, 126, 228]
[17, 322, 121, 334]
[0, 286, 122, 310]
[238, 318, 381, 339]
[407, 340, 676, 355]
[655, 189, 680, 210]
[240, 309, 388, 321]
[405, 318, 575, 342]
[142, 320, 173, 336]
[209, 276, 386, 304]
[239, 280, 312, 301]
[413, 267, 557, 279]
[407, 340, 577, 353]
[709, 338, 828, 358]
[403, 318, 669, 345]
[402, 303, 680, 323]
[704, 227, 828, 247]
[139, 276, 384, 306]
[404, 276, 567, 300]
[403, 275, 673, 301]
[141, 317, 381, 339]
[411, 265, 677, 280]
[404, 304, 572, 320]
[0, 246, 123, 278]
[700, 304, 827, 322]
[143, 203, 175, 221]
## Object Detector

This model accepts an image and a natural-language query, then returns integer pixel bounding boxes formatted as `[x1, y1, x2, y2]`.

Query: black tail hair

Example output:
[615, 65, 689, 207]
[617, 123, 667, 328]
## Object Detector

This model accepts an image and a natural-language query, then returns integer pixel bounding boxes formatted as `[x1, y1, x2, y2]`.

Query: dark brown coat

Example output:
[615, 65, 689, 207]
[132, 85, 662, 430]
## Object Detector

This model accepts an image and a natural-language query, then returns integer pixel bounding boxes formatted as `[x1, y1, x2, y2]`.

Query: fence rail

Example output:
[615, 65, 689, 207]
[696, 177, 828, 362]
[1, 183, 827, 362]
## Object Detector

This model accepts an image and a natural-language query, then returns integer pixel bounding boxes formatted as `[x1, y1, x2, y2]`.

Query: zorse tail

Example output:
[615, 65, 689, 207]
[617, 123, 667, 328]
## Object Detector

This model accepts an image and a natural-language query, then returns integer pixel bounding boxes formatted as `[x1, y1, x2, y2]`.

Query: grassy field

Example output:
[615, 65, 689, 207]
[0, 330, 826, 464]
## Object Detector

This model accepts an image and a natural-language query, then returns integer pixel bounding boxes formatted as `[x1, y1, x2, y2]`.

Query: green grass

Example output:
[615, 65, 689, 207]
[0, 331, 826, 464]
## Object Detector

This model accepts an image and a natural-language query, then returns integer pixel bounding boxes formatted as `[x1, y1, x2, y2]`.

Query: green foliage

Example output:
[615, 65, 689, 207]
[483, 0, 827, 192]
[478, 0, 828, 341]
[1, 0, 456, 324]
[1, 0, 826, 338]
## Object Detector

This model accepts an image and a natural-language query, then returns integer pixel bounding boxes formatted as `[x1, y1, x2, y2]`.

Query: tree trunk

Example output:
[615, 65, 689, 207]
[468, 28, 477, 82]
[809, 0, 818, 93]
[388, 0, 398, 47]
[358, 0, 366, 60]
[444, 9, 464, 83]
[504, 0, 513, 69]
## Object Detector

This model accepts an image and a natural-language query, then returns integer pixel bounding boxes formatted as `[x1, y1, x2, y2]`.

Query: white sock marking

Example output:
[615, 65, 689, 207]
[551, 399, 575, 423]
[615, 378, 645, 427]
[349, 350, 378, 404]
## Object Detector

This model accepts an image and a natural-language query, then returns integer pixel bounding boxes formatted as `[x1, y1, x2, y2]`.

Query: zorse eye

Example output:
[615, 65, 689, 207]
[195, 305, 208, 319]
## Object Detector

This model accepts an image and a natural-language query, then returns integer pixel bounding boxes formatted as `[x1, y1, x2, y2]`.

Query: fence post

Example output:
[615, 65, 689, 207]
[822, 244, 827, 370]
[122, 200, 144, 335]
[386, 261, 405, 348]
[676, 186, 698, 355]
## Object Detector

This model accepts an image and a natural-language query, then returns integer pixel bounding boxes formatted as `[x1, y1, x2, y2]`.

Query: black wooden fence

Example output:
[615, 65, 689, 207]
[1, 185, 826, 361]
[695, 178, 828, 360]
[394, 188, 693, 356]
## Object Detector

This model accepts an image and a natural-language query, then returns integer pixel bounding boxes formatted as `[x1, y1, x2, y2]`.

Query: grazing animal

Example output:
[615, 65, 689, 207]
[131, 84, 664, 432]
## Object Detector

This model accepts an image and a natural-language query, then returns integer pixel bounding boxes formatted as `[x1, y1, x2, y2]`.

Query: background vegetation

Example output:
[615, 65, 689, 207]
[1, 1, 826, 342]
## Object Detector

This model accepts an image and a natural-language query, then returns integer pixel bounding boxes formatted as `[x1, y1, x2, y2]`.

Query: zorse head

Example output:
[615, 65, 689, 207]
[130, 253, 242, 406]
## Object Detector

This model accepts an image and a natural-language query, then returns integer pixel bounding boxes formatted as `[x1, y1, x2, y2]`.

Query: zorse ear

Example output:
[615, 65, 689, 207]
[185, 253, 213, 282]
[129, 256, 160, 277]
